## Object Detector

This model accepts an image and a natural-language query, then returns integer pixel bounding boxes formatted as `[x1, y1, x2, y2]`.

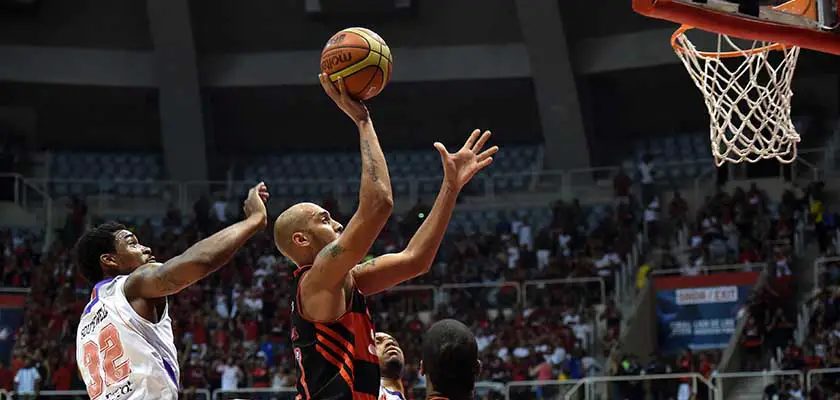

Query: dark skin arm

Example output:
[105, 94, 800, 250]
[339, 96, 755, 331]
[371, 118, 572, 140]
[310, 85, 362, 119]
[299, 75, 393, 321]
[352, 130, 498, 295]
[123, 183, 268, 320]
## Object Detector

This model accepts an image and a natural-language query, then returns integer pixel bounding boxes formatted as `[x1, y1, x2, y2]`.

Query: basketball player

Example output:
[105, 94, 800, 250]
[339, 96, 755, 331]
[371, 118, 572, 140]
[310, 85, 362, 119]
[74, 183, 269, 400]
[375, 332, 406, 400]
[420, 319, 480, 400]
[274, 74, 497, 399]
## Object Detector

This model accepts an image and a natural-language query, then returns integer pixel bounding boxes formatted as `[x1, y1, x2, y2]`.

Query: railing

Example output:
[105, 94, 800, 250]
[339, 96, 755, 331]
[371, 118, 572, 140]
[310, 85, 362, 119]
[713, 370, 804, 399]
[19, 158, 727, 214]
[0, 173, 54, 247]
[408, 381, 506, 400]
[812, 256, 840, 291]
[369, 284, 438, 316]
[522, 277, 606, 309]
[438, 282, 522, 309]
[806, 367, 840, 394]
[650, 262, 762, 276]
[212, 387, 296, 400]
[6, 389, 211, 399]
[506, 379, 581, 399]
[616, 232, 645, 306]
[564, 372, 715, 400]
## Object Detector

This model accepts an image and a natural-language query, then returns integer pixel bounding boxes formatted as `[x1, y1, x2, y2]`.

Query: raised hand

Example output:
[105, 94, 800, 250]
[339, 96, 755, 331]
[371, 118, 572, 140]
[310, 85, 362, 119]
[243, 182, 269, 228]
[319, 73, 370, 125]
[434, 130, 499, 191]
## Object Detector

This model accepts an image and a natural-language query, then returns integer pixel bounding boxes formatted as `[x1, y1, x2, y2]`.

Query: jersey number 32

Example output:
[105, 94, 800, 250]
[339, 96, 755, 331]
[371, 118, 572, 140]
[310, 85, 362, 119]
[82, 323, 132, 399]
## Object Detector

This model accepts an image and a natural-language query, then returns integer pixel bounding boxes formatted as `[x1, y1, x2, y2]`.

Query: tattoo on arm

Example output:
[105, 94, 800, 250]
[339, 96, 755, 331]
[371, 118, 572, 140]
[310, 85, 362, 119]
[320, 242, 346, 259]
[149, 268, 187, 293]
[362, 140, 379, 183]
[359, 258, 376, 269]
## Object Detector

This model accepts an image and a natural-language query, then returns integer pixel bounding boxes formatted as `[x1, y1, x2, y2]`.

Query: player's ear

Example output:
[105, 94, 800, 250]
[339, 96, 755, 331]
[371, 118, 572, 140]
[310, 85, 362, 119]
[292, 232, 309, 247]
[473, 359, 481, 377]
[419, 360, 424, 376]
[100, 253, 118, 269]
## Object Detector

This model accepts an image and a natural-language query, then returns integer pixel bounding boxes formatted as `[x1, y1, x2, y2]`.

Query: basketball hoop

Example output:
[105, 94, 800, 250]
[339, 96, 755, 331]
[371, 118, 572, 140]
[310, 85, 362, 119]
[671, 25, 801, 166]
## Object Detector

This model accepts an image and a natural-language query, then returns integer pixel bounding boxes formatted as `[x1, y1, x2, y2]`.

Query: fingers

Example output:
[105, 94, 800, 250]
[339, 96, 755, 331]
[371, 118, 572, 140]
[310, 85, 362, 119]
[477, 157, 494, 169]
[336, 76, 348, 99]
[433, 142, 448, 157]
[251, 182, 270, 202]
[319, 73, 339, 98]
[462, 129, 481, 151]
[477, 145, 499, 161]
[472, 130, 492, 153]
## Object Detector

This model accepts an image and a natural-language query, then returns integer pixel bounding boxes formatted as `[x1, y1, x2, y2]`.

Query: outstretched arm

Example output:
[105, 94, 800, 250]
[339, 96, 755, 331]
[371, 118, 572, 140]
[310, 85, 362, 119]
[352, 130, 498, 295]
[124, 183, 269, 300]
[306, 74, 394, 291]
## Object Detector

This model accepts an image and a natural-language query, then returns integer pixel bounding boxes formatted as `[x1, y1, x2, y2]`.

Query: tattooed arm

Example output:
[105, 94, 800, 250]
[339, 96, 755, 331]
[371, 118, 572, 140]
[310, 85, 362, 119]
[352, 130, 497, 295]
[123, 183, 269, 300]
[305, 118, 393, 291]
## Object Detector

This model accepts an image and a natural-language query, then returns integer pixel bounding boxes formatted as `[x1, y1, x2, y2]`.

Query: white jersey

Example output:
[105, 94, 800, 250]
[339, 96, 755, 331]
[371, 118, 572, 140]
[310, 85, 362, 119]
[379, 383, 406, 400]
[76, 276, 180, 400]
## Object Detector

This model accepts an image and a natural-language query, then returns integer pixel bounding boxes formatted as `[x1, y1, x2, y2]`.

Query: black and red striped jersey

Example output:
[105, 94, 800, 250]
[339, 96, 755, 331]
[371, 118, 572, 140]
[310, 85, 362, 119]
[291, 265, 380, 400]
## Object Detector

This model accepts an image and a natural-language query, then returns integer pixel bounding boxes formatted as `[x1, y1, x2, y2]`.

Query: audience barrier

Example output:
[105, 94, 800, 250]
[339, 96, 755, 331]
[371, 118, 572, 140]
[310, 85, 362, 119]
[2, 389, 211, 400]
[713, 370, 804, 399]
[807, 367, 840, 392]
[4, 372, 819, 400]
[564, 372, 715, 400]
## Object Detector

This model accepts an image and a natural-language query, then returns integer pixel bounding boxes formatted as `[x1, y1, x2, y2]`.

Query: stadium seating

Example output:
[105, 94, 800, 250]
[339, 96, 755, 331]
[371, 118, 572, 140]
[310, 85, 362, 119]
[49, 152, 165, 198]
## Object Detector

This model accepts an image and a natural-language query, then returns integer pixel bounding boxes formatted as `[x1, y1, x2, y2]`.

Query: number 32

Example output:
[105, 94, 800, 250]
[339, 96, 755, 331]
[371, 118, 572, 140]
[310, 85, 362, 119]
[82, 324, 131, 399]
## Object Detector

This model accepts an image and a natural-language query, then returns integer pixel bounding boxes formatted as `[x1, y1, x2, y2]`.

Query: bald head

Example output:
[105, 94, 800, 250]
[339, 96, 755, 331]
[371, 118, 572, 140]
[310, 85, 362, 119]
[274, 202, 342, 266]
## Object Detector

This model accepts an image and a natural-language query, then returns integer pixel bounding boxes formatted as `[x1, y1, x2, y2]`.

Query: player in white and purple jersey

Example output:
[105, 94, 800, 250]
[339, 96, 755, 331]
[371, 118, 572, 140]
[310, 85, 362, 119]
[74, 183, 269, 400]
[376, 332, 407, 400]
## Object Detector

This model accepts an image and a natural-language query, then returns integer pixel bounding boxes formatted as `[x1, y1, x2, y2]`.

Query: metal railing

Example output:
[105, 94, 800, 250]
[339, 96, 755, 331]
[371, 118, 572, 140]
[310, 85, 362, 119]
[438, 282, 523, 309]
[649, 262, 762, 277]
[713, 370, 804, 399]
[807, 367, 840, 393]
[4, 389, 211, 400]
[564, 372, 715, 400]
[506, 379, 581, 399]
[0, 173, 54, 247]
[522, 277, 606, 308]
[212, 387, 296, 400]
[14, 157, 723, 213]
[812, 256, 840, 291]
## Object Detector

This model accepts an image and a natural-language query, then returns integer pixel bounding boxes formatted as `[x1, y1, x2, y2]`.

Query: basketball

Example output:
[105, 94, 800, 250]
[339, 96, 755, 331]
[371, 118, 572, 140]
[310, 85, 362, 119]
[320, 27, 393, 101]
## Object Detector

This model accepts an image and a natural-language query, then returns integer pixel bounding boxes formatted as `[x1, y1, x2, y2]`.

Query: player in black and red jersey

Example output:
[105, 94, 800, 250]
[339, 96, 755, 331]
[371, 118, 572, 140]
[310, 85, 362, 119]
[420, 319, 481, 400]
[273, 74, 497, 400]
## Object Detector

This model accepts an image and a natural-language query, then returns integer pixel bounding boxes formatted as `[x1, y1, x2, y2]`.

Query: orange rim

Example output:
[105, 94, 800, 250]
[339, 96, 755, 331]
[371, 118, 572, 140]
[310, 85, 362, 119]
[671, 25, 789, 58]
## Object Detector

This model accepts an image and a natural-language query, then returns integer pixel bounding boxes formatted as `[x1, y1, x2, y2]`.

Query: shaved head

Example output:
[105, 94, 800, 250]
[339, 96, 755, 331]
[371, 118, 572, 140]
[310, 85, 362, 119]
[274, 202, 343, 266]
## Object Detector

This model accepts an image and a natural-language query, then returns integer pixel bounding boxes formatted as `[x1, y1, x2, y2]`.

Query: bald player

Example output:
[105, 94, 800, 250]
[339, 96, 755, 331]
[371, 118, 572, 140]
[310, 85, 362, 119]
[275, 74, 498, 399]
[375, 332, 406, 400]
[420, 319, 481, 400]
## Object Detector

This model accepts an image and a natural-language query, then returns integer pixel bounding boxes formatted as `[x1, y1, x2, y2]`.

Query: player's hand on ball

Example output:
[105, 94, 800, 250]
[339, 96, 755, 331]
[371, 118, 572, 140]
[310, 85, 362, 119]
[243, 182, 269, 228]
[319, 73, 370, 125]
[435, 130, 498, 191]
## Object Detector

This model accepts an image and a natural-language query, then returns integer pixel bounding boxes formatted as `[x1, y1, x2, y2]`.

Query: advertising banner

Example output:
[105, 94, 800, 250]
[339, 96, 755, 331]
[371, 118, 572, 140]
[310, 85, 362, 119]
[654, 272, 759, 352]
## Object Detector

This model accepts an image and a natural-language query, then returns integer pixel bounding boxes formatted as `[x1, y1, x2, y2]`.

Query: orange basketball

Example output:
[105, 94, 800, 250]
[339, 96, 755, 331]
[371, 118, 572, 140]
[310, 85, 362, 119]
[320, 27, 393, 101]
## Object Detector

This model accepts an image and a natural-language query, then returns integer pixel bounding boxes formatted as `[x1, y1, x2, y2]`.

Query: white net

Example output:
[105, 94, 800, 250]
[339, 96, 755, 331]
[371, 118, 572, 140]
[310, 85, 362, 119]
[673, 30, 802, 166]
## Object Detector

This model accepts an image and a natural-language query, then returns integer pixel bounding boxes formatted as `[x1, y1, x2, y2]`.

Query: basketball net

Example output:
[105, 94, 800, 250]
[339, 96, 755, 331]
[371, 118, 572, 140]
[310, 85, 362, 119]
[672, 27, 802, 166]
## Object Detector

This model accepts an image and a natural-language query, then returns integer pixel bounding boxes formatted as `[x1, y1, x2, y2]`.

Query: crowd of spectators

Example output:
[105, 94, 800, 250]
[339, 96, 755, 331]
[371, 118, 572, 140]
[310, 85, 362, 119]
[0, 184, 648, 398]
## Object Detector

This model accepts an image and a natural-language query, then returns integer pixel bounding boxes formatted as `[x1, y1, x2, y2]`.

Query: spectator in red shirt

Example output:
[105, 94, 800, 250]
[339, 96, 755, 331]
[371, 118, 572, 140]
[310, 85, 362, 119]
[190, 314, 208, 357]
[0, 361, 13, 391]
[50, 359, 72, 391]
[248, 360, 271, 388]
[697, 353, 714, 380]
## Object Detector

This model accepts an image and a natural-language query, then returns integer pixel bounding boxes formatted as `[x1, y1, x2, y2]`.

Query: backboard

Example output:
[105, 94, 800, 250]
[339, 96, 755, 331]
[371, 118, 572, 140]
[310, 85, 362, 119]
[633, 0, 840, 55]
